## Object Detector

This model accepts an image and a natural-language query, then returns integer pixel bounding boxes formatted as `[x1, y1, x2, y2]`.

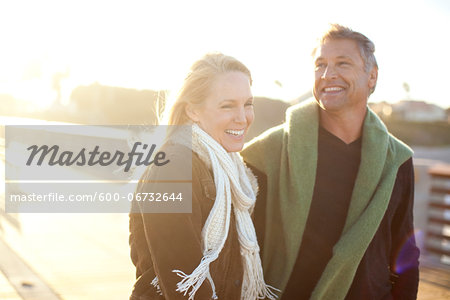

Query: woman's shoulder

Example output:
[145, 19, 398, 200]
[161, 142, 211, 176]
[160, 142, 215, 199]
[191, 151, 216, 201]
[136, 143, 192, 187]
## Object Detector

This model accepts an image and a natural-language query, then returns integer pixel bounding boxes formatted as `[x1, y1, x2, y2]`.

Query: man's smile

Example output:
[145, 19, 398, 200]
[323, 86, 344, 93]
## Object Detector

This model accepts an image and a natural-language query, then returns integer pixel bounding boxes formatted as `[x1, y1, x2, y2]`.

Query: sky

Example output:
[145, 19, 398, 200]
[1, 0, 449, 109]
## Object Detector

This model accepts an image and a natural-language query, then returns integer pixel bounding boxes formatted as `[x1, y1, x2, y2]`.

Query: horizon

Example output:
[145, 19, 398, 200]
[1, 0, 449, 111]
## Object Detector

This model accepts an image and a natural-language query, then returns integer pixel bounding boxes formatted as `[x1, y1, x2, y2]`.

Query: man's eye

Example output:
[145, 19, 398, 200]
[221, 105, 232, 109]
[315, 64, 325, 69]
[245, 102, 254, 107]
[338, 62, 349, 66]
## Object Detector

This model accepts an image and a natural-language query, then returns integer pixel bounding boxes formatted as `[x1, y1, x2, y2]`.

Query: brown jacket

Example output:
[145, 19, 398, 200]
[129, 145, 243, 299]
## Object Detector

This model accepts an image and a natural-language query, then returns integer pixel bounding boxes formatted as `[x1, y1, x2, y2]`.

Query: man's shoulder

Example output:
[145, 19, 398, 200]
[286, 99, 318, 118]
[366, 107, 413, 161]
[244, 123, 285, 152]
[387, 131, 413, 159]
[245, 99, 318, 148]
[242, 119, 292, 175]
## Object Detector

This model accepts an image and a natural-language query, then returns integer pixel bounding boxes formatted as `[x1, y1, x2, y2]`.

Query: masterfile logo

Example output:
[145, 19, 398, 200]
[4, 125, 192, 213]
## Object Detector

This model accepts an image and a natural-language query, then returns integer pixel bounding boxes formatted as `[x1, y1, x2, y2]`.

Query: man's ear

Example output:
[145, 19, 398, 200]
[185, 104, 200, 122]
[368, 67, 378, 90]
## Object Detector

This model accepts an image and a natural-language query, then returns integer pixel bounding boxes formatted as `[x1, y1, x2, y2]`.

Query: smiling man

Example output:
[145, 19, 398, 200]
[243, 24, 419, 299]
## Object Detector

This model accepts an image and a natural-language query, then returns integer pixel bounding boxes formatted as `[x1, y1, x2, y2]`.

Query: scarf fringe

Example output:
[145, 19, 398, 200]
[240, 249, 280, 300]
[151, 276, 163, 296]
[173, 251, 219, 300]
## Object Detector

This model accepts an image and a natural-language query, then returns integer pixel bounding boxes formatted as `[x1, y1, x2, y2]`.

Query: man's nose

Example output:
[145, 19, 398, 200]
[322, 65, 337, 79]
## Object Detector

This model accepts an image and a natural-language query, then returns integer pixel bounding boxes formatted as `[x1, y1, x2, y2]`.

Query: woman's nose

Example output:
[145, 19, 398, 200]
[234, 107, 246, 123]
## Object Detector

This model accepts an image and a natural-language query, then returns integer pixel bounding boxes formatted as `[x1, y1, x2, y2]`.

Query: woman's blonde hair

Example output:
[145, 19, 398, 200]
[164, 52, 252, 125]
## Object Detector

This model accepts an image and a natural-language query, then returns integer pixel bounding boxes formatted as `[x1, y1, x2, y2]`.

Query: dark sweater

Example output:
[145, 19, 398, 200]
[282, 127, 362, 299]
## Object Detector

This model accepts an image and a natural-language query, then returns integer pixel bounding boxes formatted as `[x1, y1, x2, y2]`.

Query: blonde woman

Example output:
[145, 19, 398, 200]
[129, 53, 276, 300]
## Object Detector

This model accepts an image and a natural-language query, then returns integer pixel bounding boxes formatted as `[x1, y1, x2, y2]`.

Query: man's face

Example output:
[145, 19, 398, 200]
[313, 39, 377, 116]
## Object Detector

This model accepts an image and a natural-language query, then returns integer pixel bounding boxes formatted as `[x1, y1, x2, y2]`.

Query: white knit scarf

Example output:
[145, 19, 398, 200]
[152, 124, 278, 300]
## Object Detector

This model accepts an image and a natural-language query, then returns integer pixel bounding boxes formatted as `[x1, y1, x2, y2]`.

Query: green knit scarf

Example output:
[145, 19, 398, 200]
[242, 99, 412, 300]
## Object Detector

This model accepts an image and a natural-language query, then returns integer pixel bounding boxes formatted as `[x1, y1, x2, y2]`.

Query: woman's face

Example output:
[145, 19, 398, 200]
[187, 71, 254, 152]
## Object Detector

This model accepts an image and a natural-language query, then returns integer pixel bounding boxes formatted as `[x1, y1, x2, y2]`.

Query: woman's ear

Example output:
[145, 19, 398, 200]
[185, 104, 200, 122]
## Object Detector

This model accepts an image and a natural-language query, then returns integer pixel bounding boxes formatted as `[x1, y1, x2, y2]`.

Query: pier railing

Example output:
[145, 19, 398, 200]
[425, 164, 450, 262]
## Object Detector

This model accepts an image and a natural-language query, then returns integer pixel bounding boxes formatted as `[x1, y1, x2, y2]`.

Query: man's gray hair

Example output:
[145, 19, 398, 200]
[312, 24, 378, 93]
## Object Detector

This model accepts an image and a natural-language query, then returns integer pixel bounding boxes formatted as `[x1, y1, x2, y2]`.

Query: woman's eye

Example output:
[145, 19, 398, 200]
[221, 105, 232, 109]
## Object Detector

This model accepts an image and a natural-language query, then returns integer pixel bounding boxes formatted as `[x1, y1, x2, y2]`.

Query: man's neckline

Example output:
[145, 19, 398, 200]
[319, 126, 362, 147]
